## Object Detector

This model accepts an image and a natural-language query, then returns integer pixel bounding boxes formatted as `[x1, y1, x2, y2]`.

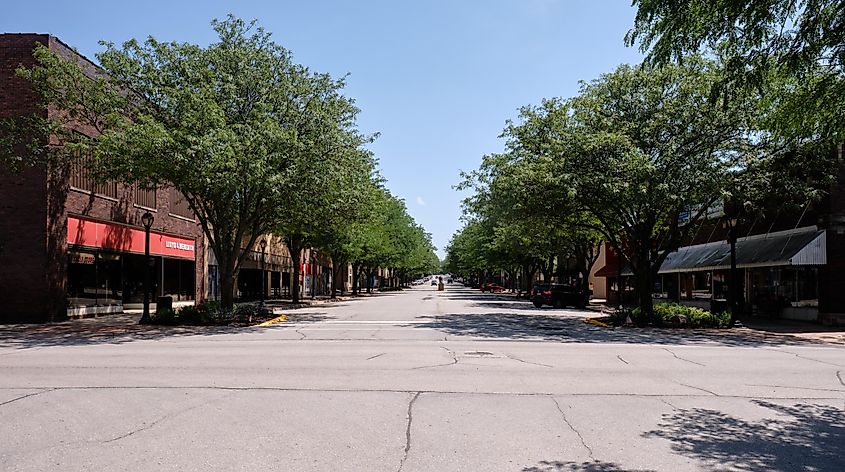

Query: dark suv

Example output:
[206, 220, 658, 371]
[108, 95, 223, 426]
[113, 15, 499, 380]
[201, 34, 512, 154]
[531, 284, 587, 309]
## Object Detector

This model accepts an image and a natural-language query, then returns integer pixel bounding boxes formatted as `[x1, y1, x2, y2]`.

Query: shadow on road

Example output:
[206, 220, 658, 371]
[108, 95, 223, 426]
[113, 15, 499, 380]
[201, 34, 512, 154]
[0, 311, 330, 350]
[433, 288, 842, 347]
[643, 401, 845, 471]
[523, 461, 654, 472]
[412, 312, 840, 347]
[0, 318, 235, 350]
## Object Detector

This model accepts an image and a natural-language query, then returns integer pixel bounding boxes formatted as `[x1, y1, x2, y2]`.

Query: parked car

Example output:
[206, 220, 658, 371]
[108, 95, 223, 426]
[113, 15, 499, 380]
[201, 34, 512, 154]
[480, 282, 504, 293]
[531, 284, 587, 309]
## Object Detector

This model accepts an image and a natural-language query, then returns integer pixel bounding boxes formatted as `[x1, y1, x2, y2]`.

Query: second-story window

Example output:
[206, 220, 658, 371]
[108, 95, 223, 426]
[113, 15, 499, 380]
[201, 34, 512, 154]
[135, 185, 156, 209]
[169, 187, 194, 219]
[69, 151, 118, 199]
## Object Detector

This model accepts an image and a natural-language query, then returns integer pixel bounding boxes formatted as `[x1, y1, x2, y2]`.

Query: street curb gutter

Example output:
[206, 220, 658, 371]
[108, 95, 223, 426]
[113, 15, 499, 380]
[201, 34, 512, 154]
[257, 314, 288, 326]
[584, 317, 612, 329]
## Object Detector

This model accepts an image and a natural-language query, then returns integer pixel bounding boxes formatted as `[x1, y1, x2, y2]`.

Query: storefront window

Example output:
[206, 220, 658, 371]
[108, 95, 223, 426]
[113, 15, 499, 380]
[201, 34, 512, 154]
[680, 271, 712, 299]
[67, 251, 122, 307]
[796, 268, 818, 307]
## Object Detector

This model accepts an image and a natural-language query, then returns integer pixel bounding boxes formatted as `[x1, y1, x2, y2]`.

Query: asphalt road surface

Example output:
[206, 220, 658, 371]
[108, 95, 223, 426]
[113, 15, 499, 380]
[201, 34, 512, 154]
[1, 285, 844, 471]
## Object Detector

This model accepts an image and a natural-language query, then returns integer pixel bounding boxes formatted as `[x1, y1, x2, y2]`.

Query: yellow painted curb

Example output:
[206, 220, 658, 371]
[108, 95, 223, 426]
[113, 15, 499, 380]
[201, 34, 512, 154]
[257, 314, 288, 326]
[584, 317, 612, 329]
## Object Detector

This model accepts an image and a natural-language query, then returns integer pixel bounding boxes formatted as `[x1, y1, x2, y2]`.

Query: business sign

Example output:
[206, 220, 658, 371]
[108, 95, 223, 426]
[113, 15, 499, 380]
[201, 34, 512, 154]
[67, 216, 196, 260]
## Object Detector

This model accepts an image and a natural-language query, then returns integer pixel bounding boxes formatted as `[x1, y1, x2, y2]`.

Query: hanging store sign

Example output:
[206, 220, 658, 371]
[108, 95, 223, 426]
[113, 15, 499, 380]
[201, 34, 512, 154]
[67, 216, 196, 260]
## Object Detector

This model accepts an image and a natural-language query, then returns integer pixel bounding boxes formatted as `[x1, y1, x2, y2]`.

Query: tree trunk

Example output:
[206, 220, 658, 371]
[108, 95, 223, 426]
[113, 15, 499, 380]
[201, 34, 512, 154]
[287, 236, 304, 304]
[365, 267, 375, 293]
[352, 263, 361, 295]
[218, 260, 238, 308]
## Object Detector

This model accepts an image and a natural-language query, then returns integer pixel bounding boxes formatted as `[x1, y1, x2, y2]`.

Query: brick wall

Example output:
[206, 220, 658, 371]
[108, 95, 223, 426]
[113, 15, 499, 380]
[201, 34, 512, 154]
[0, 34, 52, 322]
[0, 35, 207, 322]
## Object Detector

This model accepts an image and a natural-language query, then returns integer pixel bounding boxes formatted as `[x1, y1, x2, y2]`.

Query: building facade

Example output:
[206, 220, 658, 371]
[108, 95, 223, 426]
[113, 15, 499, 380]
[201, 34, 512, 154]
[591, 148, 845, 323]
[0, 34, 207, 322]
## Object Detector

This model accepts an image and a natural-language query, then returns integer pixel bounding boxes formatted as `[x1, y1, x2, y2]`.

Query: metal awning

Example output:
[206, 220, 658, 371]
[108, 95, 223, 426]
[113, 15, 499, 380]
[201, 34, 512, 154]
[657, 226, 826, 274]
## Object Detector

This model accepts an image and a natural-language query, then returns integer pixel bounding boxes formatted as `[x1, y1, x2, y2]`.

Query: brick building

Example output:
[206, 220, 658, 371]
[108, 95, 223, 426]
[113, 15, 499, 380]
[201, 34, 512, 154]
[0, 34, 207, 322]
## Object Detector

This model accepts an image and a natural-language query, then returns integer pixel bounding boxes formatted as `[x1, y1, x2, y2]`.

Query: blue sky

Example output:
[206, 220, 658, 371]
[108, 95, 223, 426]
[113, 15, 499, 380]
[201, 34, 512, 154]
[2, 0, 643, 258]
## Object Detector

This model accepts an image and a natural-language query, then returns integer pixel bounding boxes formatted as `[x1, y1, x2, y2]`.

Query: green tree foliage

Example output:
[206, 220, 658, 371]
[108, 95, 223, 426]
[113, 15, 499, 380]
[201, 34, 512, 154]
[628, 0, 845, 150]
[457, 59, 764, 317]
[4, 16, 400, 308]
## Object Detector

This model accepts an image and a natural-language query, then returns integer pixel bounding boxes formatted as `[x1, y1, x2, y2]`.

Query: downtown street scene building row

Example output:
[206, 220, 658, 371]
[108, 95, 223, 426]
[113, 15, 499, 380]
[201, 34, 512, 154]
[0, 34, 375, 323]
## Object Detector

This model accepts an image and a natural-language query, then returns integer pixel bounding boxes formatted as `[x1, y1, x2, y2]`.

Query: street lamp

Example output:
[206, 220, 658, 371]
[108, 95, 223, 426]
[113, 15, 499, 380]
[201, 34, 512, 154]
[139, 211, 154, 324]
[723, 199, 740, 327]
[259, 239, 267, 306]
[311, 249, 317, 300]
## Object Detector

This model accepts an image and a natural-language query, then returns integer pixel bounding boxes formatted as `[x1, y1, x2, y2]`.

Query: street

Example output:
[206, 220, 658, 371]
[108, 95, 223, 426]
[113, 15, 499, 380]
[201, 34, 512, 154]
[1, 285, 844, 471]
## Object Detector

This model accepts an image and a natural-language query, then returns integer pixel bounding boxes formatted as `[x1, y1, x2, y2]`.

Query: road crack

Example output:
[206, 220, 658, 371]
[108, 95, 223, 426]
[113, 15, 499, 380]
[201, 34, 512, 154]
[616, 355, 629, 365]
[662, 348, 705, 367]
[766, 348, 844, 367]
[366, 353, 386, 361]
[678, 382, 719, 396]
[411, 347, 457, 369]
[295, 328, 307, 340]
[745, 383, 845, 393]
[550, 396, 595, 461]
[505, 353, 552, 368]
[397, 392, 421, 472]
[0, 388, 54, 407]
[659, 398, 679, 410]
[104, 393, 228, 443]
[838, 371, 844, 387]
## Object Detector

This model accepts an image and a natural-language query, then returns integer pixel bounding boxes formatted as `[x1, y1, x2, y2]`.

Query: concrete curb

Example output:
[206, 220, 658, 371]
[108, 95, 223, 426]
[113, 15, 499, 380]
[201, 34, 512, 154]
[584, 317, 612, 329]
[257, 314, 288, 326]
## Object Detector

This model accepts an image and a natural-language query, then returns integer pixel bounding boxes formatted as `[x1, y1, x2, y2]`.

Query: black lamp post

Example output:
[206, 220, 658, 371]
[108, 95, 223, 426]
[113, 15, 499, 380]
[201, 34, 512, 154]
[723, 199, 740, 327]
[139, 211, 154, 324]
[311, 249, 317, 299]
[259, 239, 267, 306]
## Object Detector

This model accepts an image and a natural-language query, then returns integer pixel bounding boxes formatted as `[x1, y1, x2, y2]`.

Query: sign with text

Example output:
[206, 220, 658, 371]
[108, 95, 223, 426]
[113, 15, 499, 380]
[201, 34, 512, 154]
[67, 216, 196, 260]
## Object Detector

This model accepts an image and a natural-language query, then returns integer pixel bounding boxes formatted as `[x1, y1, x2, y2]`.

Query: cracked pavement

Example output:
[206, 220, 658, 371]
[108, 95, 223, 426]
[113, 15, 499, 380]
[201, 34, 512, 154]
[1, 286, 844, 471]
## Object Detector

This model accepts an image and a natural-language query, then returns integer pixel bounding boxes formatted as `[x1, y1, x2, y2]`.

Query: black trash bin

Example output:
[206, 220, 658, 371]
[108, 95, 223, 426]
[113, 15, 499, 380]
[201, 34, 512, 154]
[710, 298, 728, 314]
[156, 296, 173, 314]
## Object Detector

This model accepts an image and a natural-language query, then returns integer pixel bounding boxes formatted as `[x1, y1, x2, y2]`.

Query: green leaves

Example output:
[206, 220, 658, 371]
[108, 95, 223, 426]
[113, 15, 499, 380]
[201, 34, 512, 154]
[5, 16, 430, 306]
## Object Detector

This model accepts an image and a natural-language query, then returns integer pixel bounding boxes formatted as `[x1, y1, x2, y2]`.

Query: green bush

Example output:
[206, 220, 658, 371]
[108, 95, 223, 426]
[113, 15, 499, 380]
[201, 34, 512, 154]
[152, 308, 178, 325]
[175, 305, 205, 325]
[232, 304, 272, 323]
[612, 303, 731, 329]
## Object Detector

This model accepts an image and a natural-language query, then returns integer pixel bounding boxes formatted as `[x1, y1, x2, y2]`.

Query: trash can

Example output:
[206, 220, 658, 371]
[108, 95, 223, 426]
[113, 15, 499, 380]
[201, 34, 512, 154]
[156, 296, 173, 314]
[710, 298, 728, 314]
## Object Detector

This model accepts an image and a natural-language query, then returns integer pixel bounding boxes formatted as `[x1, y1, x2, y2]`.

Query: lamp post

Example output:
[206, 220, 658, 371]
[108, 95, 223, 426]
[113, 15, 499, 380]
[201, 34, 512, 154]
[139, 212, 154, 324]
[311, 249, 317, 300]
[723, 199, 740, 327]
[259, 239, 267, 306]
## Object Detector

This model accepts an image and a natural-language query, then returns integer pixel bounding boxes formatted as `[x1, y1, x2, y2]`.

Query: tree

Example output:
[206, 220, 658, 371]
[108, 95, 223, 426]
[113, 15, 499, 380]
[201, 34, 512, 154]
[628, 0, 845, 149]
[7, 16, 369, 309]
[486, 59, 757, 318]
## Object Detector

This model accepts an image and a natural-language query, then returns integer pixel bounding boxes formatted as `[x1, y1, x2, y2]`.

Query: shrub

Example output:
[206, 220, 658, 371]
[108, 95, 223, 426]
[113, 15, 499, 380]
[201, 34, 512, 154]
[232, 304, 272, 323]
[611, 303, 731, 329]
[152, 308, 178, 325]
[175, 305, 204, 325]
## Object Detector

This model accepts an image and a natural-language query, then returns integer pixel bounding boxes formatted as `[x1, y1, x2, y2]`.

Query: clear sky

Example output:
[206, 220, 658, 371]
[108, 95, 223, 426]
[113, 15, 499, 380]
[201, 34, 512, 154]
[2, 0, 643, 258]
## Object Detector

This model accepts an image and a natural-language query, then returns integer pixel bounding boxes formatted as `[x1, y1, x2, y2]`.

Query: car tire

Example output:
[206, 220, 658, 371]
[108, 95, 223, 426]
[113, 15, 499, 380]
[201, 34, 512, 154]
[532, 301, 543, 308]
[554, 299, 563, 309]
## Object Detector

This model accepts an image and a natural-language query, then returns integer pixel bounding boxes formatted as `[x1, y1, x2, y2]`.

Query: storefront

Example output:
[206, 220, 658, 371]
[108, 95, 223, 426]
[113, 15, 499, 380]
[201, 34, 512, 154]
[66, 216, 197, 315]
[654, 226, 826, 320]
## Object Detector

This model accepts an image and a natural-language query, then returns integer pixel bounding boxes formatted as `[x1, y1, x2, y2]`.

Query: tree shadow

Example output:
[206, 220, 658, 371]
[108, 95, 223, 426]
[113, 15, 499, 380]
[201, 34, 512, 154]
[523, 460, 653, 472]
[410, 313, 836, 346]
[643, 401, 845, 471]
[0, 312, 324, 349]
[0, 315, 238, 350]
